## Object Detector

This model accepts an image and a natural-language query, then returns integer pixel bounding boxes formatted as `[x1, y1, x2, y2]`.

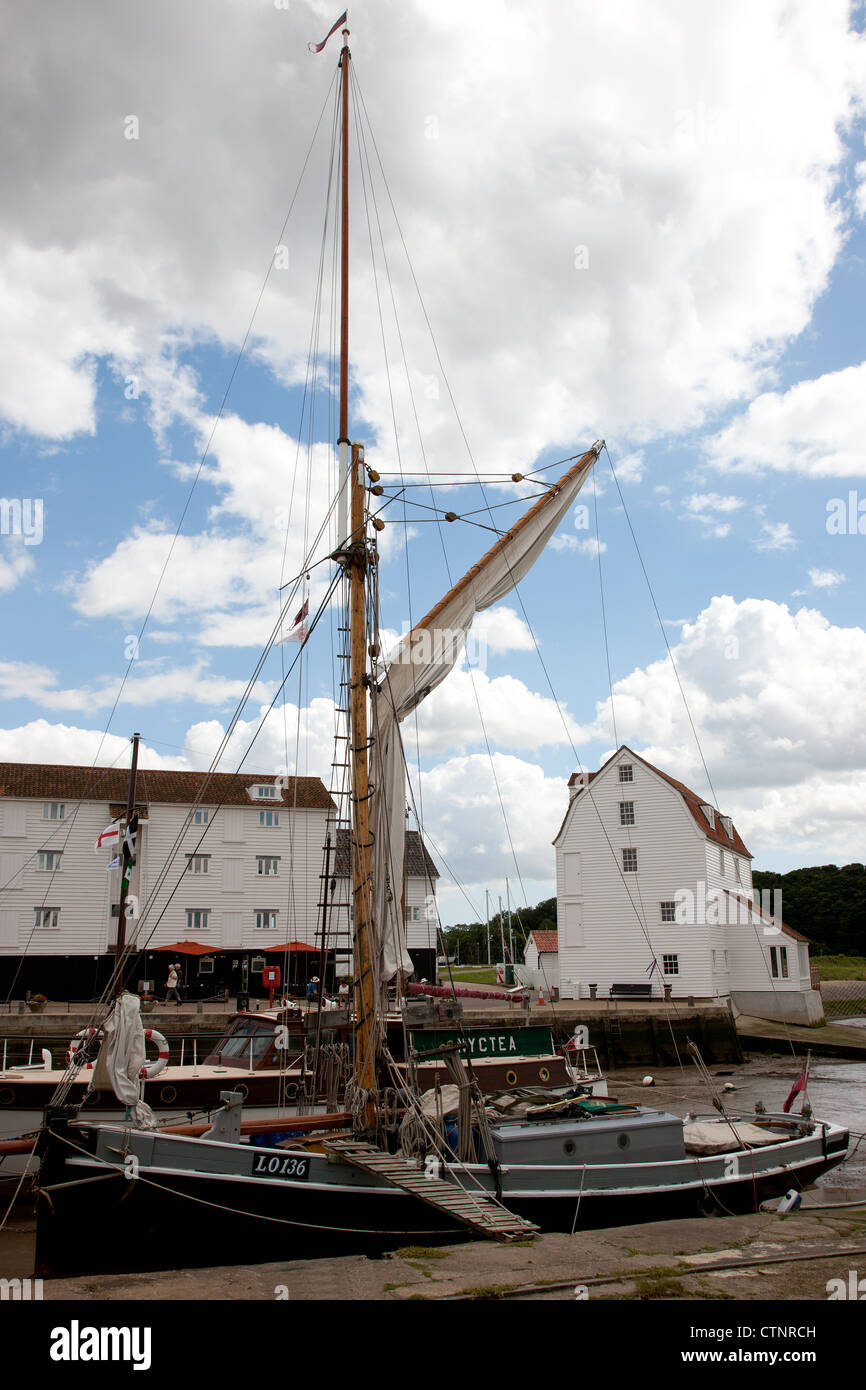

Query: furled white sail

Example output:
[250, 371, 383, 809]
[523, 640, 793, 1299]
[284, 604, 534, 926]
[371, 444, 601, 981]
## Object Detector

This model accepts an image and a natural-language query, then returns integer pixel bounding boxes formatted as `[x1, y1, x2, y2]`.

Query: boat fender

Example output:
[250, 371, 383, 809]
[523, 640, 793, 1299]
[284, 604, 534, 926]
[139, 1029, 170, 1080]
[66, 1028, 104, 1070]
[776, 1189, 802, 1213]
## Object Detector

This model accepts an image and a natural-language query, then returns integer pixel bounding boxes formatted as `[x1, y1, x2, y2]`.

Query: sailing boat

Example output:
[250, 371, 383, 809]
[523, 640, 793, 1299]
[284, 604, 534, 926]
[31, 19, 849, 1277]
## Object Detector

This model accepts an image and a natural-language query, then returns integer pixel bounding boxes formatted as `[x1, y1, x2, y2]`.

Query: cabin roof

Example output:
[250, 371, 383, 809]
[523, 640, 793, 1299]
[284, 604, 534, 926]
[0, 762, 334, 812]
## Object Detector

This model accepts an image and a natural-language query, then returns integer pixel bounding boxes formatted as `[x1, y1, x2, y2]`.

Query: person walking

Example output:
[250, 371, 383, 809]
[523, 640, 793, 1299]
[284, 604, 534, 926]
[165, 962, 181, 1004]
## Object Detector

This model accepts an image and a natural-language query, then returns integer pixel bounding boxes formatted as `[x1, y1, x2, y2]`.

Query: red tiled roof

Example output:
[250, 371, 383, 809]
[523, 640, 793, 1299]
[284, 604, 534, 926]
[0, 762, 334, 812]
[638, 756, 752, 858]
[723, 890, 809, 943]
[530, 930, 558, 954]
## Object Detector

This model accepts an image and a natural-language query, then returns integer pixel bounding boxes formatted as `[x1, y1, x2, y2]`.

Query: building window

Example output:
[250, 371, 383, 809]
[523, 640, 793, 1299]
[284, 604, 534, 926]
[258, 810, 279, 828]
[256, 856, 280, 876]
[193, 808, 209, 825]
[619, 801, 635, 826]
[255, 910, 279, 930]
[42, 802, 65, 821]
[700, 803, 715, 829]
[37, 851, 63, 872]
[186, 909, 210, 932]
[660, 901, 676, 923]
[404, 906, 422, 923]
[622, 847, 638, 872]
[735, 857, 742, 884]
[770, 946, 788, 980]
[254, 784, 277, 799]
[186, 854, 211, 874]
[662, 953, 679, 976]
[618, 764, 633, 783]
[34, 907, 60, 929]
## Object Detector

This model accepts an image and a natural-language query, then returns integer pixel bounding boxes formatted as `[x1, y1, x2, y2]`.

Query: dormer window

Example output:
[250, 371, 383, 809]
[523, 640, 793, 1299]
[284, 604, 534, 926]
[720, 815, 733, 839]
[700, 803, 715, 829]
[252, 784, 278, 800]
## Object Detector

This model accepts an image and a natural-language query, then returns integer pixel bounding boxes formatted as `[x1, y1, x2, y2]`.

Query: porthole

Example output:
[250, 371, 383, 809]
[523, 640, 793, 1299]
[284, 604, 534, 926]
[285, 1082, 299, 1100]
[84, 1089, 102, 1106]
[235, 1083, 249, 1099]
[563, 1140, 576, 1155]
[0, 1088, 14, 1106]
[538, 1066, 550, 1083]
[505, 1070, 518, 1086]
[617, 1132, 630, 1150]
[160, 1085, 177, 1104]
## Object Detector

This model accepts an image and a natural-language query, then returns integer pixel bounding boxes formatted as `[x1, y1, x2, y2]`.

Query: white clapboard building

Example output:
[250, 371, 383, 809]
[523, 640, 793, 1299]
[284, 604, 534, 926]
[0, 762, 437, 1000]
[554, 747, 822, 1025]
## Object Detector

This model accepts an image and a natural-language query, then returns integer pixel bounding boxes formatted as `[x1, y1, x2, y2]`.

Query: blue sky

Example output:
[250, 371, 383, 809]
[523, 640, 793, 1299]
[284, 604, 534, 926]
[1, 2, 865, 924]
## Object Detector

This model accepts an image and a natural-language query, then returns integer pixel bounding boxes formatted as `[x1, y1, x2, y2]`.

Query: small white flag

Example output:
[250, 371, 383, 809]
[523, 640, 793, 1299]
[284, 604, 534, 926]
[95, 821, 121, 853]
[106, 854, 121, 871]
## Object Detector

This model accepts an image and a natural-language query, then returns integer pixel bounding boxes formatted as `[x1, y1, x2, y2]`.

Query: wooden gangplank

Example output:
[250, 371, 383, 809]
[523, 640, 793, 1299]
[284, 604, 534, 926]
[323, 1138, 537, 1243]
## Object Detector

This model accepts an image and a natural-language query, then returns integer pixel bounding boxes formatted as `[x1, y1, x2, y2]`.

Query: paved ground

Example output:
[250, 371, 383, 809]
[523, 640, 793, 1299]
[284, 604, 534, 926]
[36, 1202, 866, 1301]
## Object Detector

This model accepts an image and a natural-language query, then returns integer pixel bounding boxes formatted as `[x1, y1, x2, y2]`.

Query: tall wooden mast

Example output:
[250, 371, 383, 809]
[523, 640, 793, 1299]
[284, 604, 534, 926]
[337, 23, 378, 1120]
[113, 730, 140, 999]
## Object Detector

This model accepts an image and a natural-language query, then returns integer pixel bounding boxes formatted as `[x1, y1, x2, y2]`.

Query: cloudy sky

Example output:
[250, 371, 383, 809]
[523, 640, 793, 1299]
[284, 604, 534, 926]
[1, 1, 865, 925]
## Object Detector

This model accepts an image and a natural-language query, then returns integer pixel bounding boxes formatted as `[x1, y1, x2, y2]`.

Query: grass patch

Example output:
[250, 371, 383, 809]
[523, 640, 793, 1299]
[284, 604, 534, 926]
[458, 1283, 518, 1299]
[393, 1246, 452, 1261]
[812, 956, 866, 981]
[448, 968, 499, 985]
[383, 1282, 410, 1292]
[635, 1275, 686, 1299]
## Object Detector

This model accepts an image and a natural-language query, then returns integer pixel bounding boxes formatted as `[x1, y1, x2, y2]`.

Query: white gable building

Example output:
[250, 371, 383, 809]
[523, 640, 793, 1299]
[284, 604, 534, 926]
[554, 747, 822, 1025]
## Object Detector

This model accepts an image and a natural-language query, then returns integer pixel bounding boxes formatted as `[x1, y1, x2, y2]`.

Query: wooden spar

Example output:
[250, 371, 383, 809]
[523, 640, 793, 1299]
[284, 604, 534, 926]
[112, 731, 140, 998]
[334, 26, 377, 1122]
[339, 26, 350, 443]
[405, 444, 600, 638]
[349, 439, 377, 1120]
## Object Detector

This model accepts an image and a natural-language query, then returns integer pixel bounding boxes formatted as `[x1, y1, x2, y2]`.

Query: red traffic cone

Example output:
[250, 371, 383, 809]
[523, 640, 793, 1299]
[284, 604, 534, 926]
[538, 987, 544, 1005]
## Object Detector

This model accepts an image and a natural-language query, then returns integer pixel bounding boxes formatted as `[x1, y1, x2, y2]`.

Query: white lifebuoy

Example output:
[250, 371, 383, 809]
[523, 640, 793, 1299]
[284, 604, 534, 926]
[67, 1028, 104, 1070]
[139, 1028, 169, 1080]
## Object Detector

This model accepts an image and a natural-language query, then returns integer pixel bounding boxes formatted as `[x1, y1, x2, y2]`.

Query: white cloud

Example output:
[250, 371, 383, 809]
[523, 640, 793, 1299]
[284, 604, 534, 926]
[0, 658, 275, 712]
[612, 452, 645, 485]
[807, 567, 845, 589]
[550, 535, 607, 556]
[578, 594, 866, 862]
[407, 666, 580, 757]
[681, 493, 745, 514]
[704, 362, 866, 476]
[0, 1, 861, 460]
[418, 753, 568, 901]
[471, 606, 535, 654]
[755, 520, 796, 551]
[0, 538, 35, 594]
[0, 720, 183, 769]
